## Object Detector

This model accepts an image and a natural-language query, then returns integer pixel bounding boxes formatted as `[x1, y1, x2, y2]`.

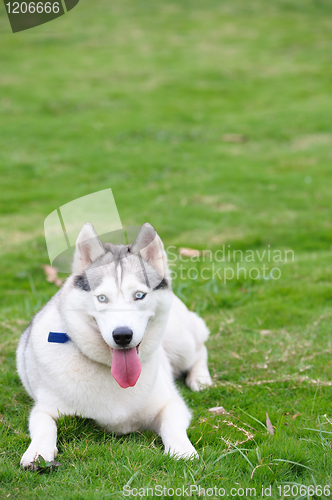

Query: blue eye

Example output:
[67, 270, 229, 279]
[97, 295, 108, 303]
[135, 291, 146, 300]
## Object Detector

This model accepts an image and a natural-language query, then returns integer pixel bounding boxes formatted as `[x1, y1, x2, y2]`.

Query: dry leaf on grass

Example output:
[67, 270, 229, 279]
[208, 406, 228, 415]
[260, 329, 272, 336]
[266, 412, 274, 435]
[42, 265, 63, 287]
[222, 134, 247, 143]
[292, 413, 300, 420]
[179, 247, 201, 257]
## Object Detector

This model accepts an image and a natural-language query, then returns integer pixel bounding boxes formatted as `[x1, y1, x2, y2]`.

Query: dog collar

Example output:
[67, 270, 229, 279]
[48, 332, 71, 344]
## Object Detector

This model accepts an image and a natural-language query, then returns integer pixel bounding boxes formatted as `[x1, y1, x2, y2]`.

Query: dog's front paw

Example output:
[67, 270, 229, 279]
[185, 372, 212, 392]
[20, 444, 57, 469]
[167, 444, 199, 460]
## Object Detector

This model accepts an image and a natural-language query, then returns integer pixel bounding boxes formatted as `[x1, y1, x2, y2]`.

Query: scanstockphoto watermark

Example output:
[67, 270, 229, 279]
[123, 484, 331, 498]
[166, 245, 295, 283]
[123, 484, 258, 497]
[3, 0, 80, 34]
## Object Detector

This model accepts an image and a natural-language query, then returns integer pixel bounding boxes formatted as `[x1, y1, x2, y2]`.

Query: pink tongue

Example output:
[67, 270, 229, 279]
[111, 347, 141, 388]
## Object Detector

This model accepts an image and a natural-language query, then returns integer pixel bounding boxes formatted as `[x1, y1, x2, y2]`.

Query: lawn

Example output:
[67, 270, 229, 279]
[1, 0, 332, 498]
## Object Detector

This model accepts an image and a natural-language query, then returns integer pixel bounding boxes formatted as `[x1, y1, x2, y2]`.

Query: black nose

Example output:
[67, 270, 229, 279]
[112, 327, 133, 347]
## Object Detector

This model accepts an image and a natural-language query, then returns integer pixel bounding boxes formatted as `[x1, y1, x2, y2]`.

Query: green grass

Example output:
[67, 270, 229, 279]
[1, 0, 332, 498]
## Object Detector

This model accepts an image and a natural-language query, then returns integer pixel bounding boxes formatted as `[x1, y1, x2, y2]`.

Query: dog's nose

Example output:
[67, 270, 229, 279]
[112, 327, 133, 347]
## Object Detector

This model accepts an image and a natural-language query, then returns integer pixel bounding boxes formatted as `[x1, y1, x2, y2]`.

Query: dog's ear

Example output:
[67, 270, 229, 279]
[131, 223, 169, 280]
[72, 223, 105, 273]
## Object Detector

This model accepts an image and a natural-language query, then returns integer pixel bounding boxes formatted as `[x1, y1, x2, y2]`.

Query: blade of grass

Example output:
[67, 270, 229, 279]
[237, 408, 267, 430]
[273, 459, 315, 472]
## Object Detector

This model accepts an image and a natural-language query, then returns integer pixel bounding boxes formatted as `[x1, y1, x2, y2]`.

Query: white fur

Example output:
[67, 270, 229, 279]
[17, 223, 212, 467]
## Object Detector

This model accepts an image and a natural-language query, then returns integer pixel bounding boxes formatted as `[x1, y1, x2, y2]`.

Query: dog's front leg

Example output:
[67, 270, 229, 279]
[20, 406, 58, 468]
[154, 397, 198, 460]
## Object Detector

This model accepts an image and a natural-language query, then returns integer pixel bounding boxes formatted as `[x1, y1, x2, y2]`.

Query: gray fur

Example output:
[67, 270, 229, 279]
[78, 242, 169, 292]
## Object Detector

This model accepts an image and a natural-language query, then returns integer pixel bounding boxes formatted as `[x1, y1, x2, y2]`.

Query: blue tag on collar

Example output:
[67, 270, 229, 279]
[48, 332, 71, 344]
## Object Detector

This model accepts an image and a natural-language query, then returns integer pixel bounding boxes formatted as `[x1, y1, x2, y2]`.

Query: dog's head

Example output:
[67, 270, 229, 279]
[66, 222, 172, 388]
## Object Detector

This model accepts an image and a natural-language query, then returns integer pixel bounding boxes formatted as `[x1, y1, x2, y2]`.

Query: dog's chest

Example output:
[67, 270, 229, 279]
[50, 350, 158, 432]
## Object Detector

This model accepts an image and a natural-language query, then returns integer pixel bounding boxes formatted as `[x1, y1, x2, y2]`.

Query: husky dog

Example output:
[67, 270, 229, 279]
[17, 222, 212, 467]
